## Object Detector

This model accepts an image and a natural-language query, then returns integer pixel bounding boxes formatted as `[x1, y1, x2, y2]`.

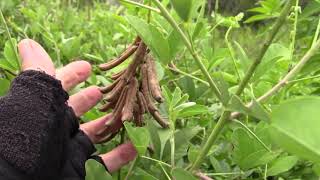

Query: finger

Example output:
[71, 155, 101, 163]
[68, 86, 103, 117]
[18, 39, 55, 76]
[80, 114, 123, 144]
[56, 61, 92, 91]
[99, 142, 137, 173]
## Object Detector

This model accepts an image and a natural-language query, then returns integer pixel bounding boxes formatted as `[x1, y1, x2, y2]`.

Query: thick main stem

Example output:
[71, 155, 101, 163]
[235, 0, 294, 96]
[190, 111, 231, 171]
[190, 1, 294, 171]
[152, 0, 223, 103]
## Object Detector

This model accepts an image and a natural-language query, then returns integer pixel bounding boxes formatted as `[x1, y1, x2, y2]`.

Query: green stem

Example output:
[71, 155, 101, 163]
[124, 157, 138, 180]
[141, 156, 171, 167]
[190, 111, 231, 171]
[0, 9, 21, 72]
[119, 0, 160, 14]
[257, 39, 320, 102]
[288, 74, 320, 83]
[235, 0, 294, 96]
[225, 27, 241, 81]
[152, 0, 223, 103]
[168, 66, 209, 86]
[234, 120, 272, 152]
[312, 18, 320, 47]
[160, 163, 172, 180]
[289, 0, 300, 62]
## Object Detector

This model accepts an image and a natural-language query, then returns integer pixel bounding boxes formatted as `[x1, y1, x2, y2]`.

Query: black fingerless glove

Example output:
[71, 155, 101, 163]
[0, 70, 106, 180]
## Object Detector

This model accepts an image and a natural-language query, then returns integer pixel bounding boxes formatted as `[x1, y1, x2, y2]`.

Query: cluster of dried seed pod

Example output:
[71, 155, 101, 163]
[98, 37, 169, 137]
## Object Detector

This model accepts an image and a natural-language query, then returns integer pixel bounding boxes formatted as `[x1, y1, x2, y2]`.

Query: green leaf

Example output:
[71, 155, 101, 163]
[270, 97, 320, 163]
[170, 0, 193, 22]
[126, 15, 170, 64]
[177, 104, 208, 118]
[232, 128, 278, 170]
[85, 159, 113, 180]
[170, 87, 182, 108]
[3, 39, 19, 70]
[147, 122, 162, 159]
[124, 122, 150, 156]
[267, 156, 298, 176]
[0, 78, 10, 96]
[163, 126, 201, 161]
[227, 96, 270, 122]
[171, 168, 198, 180]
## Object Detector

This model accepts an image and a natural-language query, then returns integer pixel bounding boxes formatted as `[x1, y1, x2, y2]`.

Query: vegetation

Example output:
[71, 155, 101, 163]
[1, 0, 320, 179]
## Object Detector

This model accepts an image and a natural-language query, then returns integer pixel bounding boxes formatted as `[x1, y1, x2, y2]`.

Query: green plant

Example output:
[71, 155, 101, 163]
[1, 0, 320, 179]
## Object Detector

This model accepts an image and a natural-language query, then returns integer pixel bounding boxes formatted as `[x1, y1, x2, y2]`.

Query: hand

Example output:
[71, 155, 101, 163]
[18, 39, 137, 173]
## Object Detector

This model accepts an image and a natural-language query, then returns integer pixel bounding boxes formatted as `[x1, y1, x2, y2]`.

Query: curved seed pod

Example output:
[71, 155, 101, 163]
[122, 78, 138, 121]
[105, 79, 126, 102]
[150, 110, 169, 128]
[137, 91, 147, 113]
[123, 42, 147, 82]
[111, 69, 126, 80]
[133, 104, 143, 127]
[141, 63, 157, 112]
[146, 54, 163, 103]
[99, 44, 138, 71]
[105, 86, 128, 126]
[100, 77, 121, 94]
[99, 102, 116, 112]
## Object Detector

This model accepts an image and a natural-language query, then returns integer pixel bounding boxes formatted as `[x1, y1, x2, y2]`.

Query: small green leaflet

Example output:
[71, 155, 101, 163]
[124, 122, 151, 156]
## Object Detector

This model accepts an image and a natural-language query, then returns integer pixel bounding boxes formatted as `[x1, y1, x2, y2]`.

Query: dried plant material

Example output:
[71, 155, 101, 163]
[146, 54, 163, 103]
[122, 78, 138, 121]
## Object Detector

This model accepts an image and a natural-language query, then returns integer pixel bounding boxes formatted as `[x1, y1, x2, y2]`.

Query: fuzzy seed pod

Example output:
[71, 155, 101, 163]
[150, 110, 169, 128]
[111, 69, 126, 80]
[146, 54, 163, 103]
[121, 78, 138, 121]
[105, 79, 126, 102]
[100, 77, 121, 94]
[99, 44, 138, 71]
[99, 102, 116, 112]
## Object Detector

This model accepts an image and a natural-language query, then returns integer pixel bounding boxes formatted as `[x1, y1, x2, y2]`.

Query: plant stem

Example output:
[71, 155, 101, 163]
[0, 9, 21, 72]
[168, 66, 209, 86]
[141, 156, 172, 167]
[234, 119, 271, 152]
[119, 0, 160, 14]
[190, 110, 231, 171]
[190, 2, 295, 171]
[230, 39, 320, 119]
[225, 27, 241, 81]
[235, 0, 294, 96]
[152, 0, 223, 103]
[288, 74, 320, 83]
[124, 157, 138, 180]
[257, 39, 320, 102]
[312, 18, 320, 47]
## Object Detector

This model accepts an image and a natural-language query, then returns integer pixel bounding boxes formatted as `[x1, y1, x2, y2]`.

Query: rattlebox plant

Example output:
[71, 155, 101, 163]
[1, 0, 320, 179]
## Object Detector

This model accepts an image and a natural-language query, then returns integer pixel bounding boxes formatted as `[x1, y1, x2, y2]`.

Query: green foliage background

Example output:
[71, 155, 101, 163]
[1, 0, 320, 179]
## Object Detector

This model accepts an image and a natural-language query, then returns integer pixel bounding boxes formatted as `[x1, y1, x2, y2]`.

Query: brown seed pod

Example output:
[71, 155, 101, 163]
[99, 44, 138, 71]
[121, 78, 138, 121]
[123, 42, 147, 81]
[105, 86, 128, 126]
[99, 101, 116, 112]
[100, 77, 121, 94]
[146, 54, 163, 103]
[150, 110, 169, 128]
[111, 69, 126, 80]
[133, 106, 144, 127]
[137, 91, 147, 113]
[105, 79, 126, 102]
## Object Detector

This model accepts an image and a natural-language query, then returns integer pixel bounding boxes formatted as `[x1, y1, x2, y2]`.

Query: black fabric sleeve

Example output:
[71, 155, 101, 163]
[0, 70, 78, 180]
[61, 130, 97, 180]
